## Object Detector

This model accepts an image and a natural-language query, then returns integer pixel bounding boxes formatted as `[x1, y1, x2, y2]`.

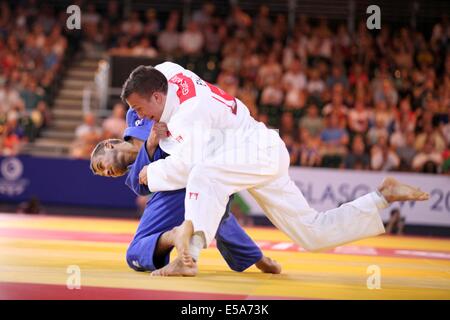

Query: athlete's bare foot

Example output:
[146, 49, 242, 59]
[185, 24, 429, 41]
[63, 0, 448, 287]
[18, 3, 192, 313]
[150, 256, 198, 277]
[378, 177, 429, 203]
[154, 228, 176, 256]
[171, 220, 194, 265]
[255, 256, 282, 274]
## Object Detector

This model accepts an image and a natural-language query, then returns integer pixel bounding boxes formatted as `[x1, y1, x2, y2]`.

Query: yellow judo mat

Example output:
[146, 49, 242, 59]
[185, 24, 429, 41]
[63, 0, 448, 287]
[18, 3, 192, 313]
[0, 213, 449, 299]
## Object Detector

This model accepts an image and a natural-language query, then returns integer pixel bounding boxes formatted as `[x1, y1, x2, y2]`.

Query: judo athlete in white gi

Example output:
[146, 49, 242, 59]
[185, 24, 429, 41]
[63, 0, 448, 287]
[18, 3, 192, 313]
[122, 62, 430, 276]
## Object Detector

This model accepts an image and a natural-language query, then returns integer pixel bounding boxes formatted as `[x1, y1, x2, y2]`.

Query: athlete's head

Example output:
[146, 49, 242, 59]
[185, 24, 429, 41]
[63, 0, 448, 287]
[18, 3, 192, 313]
[90, 139, 139, 177]
[121, 65, 168, 122]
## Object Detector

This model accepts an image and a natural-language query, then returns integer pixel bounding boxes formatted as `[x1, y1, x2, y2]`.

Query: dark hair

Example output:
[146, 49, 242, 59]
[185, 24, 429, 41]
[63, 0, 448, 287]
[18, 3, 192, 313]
[90, 139, 123, 174]
[120, 65, 168, 104]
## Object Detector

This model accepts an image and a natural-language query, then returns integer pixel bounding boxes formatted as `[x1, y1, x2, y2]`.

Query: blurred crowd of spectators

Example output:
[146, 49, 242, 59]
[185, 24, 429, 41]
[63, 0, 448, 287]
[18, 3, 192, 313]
[0, 2, 68, 155]
[96, 2, 450, 174]
[1, 1, 449, 175]
[70, 102, 126, 158]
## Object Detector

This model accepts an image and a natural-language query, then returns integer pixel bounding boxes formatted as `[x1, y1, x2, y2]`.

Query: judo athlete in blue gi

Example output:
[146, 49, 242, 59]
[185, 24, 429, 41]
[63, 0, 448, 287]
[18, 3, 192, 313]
[90, 109, 281, 275]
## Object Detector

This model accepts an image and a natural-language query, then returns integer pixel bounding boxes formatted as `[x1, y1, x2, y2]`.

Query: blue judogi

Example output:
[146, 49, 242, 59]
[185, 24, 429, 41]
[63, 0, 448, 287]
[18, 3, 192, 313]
[123, 109, 263, 271]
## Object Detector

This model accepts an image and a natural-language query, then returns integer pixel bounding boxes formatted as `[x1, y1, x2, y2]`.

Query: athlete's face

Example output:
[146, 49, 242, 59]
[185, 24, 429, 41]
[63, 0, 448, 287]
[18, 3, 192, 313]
[126, 92, 166, 122]
[93, 141, 138, 177]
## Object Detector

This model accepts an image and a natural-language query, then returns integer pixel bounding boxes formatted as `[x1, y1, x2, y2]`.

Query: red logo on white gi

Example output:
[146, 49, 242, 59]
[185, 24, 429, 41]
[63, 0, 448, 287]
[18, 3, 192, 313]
[169, 73, 196, 104]
[180, 80, 189, 95]
[170, 76, 189, 95]
[189, 192, 199, 200]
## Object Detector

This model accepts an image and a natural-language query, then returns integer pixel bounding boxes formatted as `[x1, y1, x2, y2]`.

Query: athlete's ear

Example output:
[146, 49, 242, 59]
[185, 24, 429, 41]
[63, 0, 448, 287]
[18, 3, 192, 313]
[153, 91, 164, 104]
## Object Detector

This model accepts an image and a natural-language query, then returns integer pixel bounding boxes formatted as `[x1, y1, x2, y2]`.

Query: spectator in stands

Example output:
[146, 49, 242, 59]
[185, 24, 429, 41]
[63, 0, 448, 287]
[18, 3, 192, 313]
[157, 15, 180, 56]
[253, 5, 272, 37]
[71, 112, 102, 159]
[306, 68, 326, 98]
[370, 135, 400, 171]
[143, 8, 160, 38]
[1, 111, 26, 156]
[81, 3, 101, 39]
[396, 131, 417, 171]
[282, 133, 300, 166]
[299, 104, 323, 137]
[415, 123, 447, 154]
[192, 2, 216, 28]
[348, 100, 370, 135]
[326, 64, 348, 89]
[390, 118, 411, 149]
[367, 115, 389, 147]
[442, 148, 450, 175]
[226, 5, 252, 30]
[237, 80, 258, 118]
[283, 59, 307, 112]
[131, 37, 158, 58]
[395, 98, 416, 132]
[102, 103, 127, 139]
[440, 108, 450, 146]
[370, 100, 395, 134]
[322, 86, 348, 122]
[282, 58, 307, 92]
[121, 11, 143, 38]
[298, 128, 321, 167]
[412, 137, 443, 173]
[20, 78, 45, 112]
[0, 81, 25, 113]
[30, 100, 51, 134]
[348, 63, 369, 88]
[257, 53, 283, 89]
[259, 77, 284, 125]
[216, 67, 239, 98]
[179, 21, 204, 56]
[280, 111, 295, 137]
[320, 114, 349, 168]
[373, 74, 399, 106]
[344, 134, 370, 170]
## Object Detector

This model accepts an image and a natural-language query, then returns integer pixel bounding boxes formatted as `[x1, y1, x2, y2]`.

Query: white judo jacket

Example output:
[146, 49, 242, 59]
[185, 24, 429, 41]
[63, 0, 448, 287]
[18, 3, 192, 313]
[145, 62, 277, 192]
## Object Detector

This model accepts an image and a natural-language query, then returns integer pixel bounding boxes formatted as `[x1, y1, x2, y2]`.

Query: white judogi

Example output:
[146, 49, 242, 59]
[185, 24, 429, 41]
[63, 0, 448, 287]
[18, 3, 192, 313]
[145, 62, 387, 251]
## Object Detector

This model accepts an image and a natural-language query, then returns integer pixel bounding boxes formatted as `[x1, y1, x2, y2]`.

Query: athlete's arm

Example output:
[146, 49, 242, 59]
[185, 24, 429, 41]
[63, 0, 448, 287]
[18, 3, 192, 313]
[139, 153, 192, 192]
[138, 98, 212, 191]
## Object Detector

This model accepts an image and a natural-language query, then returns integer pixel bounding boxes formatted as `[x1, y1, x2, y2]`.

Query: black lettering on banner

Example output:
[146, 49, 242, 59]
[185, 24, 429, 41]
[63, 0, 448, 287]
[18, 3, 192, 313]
[431, 189, 444, 211]
[446, 191, 450, 213]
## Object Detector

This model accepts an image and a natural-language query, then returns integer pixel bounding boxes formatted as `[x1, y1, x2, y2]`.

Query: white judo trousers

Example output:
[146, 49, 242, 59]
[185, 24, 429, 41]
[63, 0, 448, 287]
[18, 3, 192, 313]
[182, 131, 387, 252]
[146, 61, 387, 253]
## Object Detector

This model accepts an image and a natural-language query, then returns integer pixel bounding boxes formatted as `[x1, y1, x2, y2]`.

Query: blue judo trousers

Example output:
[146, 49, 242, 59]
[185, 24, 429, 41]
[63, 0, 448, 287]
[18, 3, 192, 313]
[123, 109, 263, 272]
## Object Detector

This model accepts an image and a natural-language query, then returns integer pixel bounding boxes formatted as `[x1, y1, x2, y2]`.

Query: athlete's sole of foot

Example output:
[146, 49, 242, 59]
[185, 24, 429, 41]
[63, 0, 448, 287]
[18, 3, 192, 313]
[380, 177, 429, 202]
[150, 257, 198, 277]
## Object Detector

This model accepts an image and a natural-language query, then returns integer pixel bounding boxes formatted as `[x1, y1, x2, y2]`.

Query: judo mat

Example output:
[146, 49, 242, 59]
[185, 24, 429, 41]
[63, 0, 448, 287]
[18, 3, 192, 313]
[0, 213, 449, 300]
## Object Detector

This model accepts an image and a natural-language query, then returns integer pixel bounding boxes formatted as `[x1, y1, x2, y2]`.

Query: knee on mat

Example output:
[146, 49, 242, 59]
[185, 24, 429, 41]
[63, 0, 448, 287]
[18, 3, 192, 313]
[126, 244, 144, 271]
[229, 264, 249, 272]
